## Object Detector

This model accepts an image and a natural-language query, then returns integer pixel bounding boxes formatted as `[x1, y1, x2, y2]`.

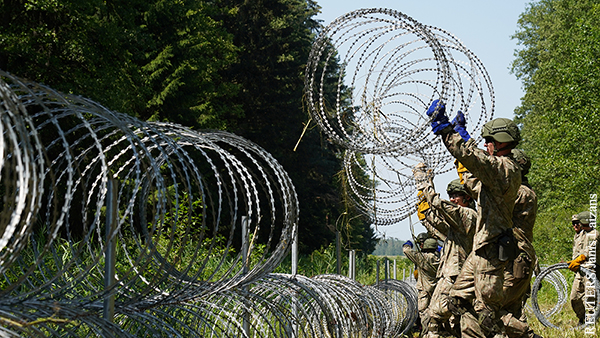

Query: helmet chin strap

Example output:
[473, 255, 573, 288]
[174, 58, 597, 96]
[492, 141, 512, 155]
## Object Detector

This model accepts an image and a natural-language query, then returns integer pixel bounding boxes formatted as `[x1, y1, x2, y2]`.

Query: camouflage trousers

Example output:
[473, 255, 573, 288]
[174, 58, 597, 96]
[450, 244, 507, 338]
[418, 289, 434, 335]
[426, 275, 460, 337]
[570, 274, 597, 323]
[501, 257, 535, 338]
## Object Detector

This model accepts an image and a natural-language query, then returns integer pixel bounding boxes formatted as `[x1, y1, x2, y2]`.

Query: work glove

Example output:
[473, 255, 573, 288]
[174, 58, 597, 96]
[416, 190, 430, 221]
[413, 162, 432, 190]
[404, 240, 414, 248]
[454, 160, 469, 185]
[568, 254, 587, 271]
[426, 99, 451, 134]
[451, 111, 471, 141]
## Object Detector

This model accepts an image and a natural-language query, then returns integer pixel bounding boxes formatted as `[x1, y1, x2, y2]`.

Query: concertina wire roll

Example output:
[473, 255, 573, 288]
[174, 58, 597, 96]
[0, 68, 417, 336]
[305, 8, 495, 225]
[0, 7, 504, 336]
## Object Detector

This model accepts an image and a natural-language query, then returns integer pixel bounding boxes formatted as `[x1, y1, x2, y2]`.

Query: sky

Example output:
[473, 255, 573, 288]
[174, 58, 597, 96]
[315, 0, 532, 241]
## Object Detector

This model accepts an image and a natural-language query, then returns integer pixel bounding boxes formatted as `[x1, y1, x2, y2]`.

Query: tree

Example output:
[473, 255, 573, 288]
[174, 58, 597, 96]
[214, 0, 378, 254]
[0, 0, 238, 124]
[0, 0, 379, 255]
[511, 0, 600, 263]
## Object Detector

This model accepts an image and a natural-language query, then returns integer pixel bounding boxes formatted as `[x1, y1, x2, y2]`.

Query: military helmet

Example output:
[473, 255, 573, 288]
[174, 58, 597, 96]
[577, 211, 592, 225]
[481, 118, 521, 144]
[447, 179, 468, 195]
[423, 238, 438, 250]
[416, 232, 429, 243]
[511, 149, 531, 175]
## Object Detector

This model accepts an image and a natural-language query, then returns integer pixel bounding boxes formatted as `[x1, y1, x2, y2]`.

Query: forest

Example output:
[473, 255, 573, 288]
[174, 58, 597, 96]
[0, 0, 377, 257]
[372, 237, 407, 256]
[1, 0, 599, 265]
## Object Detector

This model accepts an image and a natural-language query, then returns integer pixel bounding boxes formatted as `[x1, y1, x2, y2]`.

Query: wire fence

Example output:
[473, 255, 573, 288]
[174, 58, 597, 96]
[0, 67, 419, 337]
[305, 8, 494, 226]
[0, 7, 504, 336]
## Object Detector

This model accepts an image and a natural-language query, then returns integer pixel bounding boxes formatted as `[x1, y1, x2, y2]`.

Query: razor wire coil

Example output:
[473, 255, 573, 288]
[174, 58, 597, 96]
[0, 66, 420, 337]
[530, 263, 600, 330]
[305, 8, 494, 226]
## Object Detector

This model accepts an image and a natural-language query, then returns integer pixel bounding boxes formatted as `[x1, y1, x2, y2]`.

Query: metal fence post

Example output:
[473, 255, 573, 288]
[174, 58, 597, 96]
[242, 216, 250, 336]
[336, 230, 341, 275]
[104, 178, 117, 323]
[376, 259, 380, 287]
[348, 250, 356, 280]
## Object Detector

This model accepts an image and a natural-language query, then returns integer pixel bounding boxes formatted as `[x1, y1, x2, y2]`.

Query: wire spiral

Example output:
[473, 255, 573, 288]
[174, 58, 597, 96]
[0, 65, 420, 336]
[530, 263, 600, 330]
[305, 8, 494, 225]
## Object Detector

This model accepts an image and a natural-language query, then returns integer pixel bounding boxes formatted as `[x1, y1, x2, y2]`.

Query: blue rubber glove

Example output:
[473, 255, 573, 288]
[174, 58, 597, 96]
[426, 99, 451, 134]
[437, 245, 442, 253]
[404, 240, 414, 248]
[451, 111, 471, 141]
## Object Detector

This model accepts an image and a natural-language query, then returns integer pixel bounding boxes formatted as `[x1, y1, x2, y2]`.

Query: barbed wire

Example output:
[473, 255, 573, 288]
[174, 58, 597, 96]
[524, 264, 569, 318]
[305, 8, 494, 226]
[0, 67, 421, 336]
[530, 263, 600, 329]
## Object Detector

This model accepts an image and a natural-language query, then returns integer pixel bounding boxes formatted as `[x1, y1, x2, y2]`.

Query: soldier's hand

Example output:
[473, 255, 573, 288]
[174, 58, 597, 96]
[568, 254, 587, 272]
[413, 162, 432, 190]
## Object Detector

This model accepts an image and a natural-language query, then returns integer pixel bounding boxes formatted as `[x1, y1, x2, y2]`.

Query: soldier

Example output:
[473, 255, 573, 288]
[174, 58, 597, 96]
[403, 237, 440, 337]
[568, 210, 598, 325]
[426, 101, 522, 337]
[500, 149, 541, 338]
[414, 172, 477, 338]
[455, 141, 541, 338]
[416, 232, 431, 247]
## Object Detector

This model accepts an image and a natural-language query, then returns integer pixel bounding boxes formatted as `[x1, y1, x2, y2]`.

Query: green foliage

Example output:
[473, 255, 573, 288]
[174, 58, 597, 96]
[372, 237, 407, 256]
[0, 0, 239, 125]
[0, 0, 376, 255]
[511, 0, 600, 264]
[212, 0, 376, 254]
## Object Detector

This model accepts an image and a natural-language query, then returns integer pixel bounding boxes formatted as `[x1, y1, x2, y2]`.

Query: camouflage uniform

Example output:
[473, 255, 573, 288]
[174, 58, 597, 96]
[501, 182, 538, 338]
[570, 225, 599, 323]
[418, 179, 477, 337]
[403, 243, 440, 332]
[442, 132, 521, 337]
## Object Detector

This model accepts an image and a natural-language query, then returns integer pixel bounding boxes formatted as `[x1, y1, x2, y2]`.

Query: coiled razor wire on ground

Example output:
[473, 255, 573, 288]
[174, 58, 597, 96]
[0, 68, 419, 337]
[525, 264, 569, 318]
[530, 263, 600, 330]
[305, 8, 494, 225]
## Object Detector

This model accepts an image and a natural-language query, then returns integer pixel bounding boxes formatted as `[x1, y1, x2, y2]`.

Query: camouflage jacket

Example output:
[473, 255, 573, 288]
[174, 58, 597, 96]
[403, 245, 440, 294]
[573, 230, 584, 260]
[573, 228, 599, 262]
[420, 180, 476, 279]
[461, 169, 538, 270]
[442, 132, 521, 252]
[513, 183, 538, 262]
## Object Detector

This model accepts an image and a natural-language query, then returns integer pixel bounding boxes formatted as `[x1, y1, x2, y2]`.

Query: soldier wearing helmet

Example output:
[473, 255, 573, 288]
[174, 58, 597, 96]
[416, 232, 430, 246]
[569, 210, 598, 324]
[413, 166, 477, 338]
[426, 101, 522, 337]
[499, 149, 541, 338]
[481, 118, 521, 155]
[403, 234, 440, 337]
[456, 147, 541, 338]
